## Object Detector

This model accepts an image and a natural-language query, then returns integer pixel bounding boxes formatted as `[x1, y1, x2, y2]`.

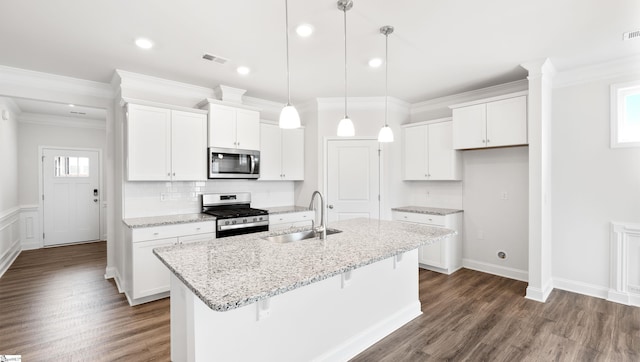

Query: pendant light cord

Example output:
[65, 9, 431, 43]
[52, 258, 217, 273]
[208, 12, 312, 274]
[384, 32, 388, 127]
[343, 7, 348, 118]
[285, 0, 291, 106]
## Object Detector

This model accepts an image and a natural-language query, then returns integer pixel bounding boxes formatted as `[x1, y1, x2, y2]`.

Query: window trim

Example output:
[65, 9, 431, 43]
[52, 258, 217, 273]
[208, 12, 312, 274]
[611, 80, 640, 149]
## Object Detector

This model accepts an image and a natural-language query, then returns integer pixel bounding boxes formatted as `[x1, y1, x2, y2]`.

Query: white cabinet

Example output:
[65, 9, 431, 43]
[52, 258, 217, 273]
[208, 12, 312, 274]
[200, 101, 260, 150]
[125, 221, 215, 305]
[269, 210, 314, 231]
[126, 103, 207, 181]
[403, 119, 461, 180]
[451, 94, 527, 150]
[259, 122, 304, 181]
[392, 210, 462, 274]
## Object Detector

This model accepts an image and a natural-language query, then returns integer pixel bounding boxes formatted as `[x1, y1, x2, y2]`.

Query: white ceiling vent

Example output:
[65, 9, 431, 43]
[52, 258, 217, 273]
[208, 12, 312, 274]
[202, 53, 229, 64]
[623, 29, 640, 41]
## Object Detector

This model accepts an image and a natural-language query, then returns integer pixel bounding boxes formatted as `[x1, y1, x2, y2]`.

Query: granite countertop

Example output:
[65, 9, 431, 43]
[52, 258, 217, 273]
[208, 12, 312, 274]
[153, 218, 455, 312]
[265, 206, 311, 215]
[392, 206, 463, 216]
[123, 213, 216, 228]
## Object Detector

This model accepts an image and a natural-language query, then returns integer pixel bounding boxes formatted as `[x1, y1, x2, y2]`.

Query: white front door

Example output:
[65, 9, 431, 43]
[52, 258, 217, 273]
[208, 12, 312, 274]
[326, 140, 380, 223]
[43, 148, 100, 246]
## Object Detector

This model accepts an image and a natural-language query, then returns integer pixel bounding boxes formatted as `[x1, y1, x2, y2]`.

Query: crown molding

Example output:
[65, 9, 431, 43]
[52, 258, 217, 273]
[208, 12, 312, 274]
[410, 79, 528, 115]
[553, 55, 640, 88]
[19, 112, 106, 130]
[0, 65, 113, 100]
[0, 96, 21, 116]
[113, 69, 215, 106]
[243, 95, 283, 121]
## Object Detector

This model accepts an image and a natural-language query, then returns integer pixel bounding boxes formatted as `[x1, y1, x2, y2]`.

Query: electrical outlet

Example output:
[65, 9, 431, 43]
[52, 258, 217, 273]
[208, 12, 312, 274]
[500, 191, 508, 200]
[160, 193, 169, 201]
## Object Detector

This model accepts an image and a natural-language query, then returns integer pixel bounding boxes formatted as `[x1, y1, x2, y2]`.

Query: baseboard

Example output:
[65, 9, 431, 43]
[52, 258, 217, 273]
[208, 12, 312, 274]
[21, 240, 42, 250]
[315, 301, 422, 362]
[0, 240, 21, 279]
[462, 258, 528, 282]
[419, 264, 463, 275]
[525, 279, 553, 302]
[553, 277, 609, 300]
[111, 269, 125, 294]
[104, 266, 116, 280]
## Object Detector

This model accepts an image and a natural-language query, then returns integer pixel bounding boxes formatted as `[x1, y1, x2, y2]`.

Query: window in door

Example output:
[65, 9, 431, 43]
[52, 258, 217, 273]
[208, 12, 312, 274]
[611, 81, 640, 148]
[54, 156, 90, 177]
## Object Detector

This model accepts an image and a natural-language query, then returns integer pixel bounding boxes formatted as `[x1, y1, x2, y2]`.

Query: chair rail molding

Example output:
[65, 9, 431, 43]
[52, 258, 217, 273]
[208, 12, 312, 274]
[0, 207, 21, 278]
[608, 221, 640, 307]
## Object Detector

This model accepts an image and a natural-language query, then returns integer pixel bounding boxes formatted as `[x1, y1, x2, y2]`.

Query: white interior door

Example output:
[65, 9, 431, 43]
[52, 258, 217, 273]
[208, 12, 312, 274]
[327, 140, 380, 223]
[43, 148, 100, 246]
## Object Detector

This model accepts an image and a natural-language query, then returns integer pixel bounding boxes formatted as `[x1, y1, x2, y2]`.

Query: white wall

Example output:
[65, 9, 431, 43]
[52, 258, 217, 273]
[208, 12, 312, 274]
[462, 147, 529, 280]
[0, 98, 21, 277]
[552, 74, 640, 293]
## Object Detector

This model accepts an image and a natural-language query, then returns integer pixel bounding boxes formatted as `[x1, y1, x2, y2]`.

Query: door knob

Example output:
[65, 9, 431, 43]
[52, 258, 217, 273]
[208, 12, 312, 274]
[328, 205, 334, 209]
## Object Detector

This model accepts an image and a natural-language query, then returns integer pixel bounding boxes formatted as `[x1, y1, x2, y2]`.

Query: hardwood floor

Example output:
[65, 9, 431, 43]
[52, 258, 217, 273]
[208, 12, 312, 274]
[1, 243, 638, 361]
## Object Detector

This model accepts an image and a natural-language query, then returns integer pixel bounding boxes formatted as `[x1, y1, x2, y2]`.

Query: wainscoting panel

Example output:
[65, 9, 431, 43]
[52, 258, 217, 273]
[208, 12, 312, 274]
[0, 207, 21, 278]
[19, 205, 41, 250]
[608, 222, 640, 307]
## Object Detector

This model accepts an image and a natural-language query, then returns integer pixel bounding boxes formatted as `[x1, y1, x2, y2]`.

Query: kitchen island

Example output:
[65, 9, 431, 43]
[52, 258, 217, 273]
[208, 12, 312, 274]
[154, 218, 455, 361]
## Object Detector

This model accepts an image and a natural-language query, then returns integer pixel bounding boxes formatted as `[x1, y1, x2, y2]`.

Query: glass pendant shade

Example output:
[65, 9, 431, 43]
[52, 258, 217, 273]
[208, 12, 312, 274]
[377, 125, 394, 142]
[279, 104, 301, 129]
[337, 117, 355, 137]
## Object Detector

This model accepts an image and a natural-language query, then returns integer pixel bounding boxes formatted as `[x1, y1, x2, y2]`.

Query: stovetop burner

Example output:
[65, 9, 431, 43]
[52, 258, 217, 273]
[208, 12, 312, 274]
[201, 192, 270, 238]
[203, 207, 268, 219]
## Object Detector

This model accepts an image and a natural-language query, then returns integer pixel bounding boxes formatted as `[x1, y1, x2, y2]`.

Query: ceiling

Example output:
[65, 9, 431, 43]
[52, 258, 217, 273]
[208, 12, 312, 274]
[0, 0, 639, 107]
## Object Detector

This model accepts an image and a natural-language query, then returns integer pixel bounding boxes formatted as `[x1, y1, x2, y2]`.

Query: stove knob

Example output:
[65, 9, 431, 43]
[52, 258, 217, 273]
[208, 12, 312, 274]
[243, 218, 247, 223]
[253, 217, 257, 222]
[225, 221, 230, 225]
[231, 220, 236, 225]
[258, 216, 263, 221]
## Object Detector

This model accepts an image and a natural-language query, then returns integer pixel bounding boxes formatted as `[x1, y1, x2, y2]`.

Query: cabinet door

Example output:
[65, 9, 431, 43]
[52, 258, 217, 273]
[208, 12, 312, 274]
[208, 105, 237, 148]
[403, 125, 428, 180]
[235, 109, 260, 150]
[427, 121, 460, 180]
[259, 123, 282, 180]
[420, 240, 446, 268]
[132, 237, 177, 299]
[171, 110, 207, 181]
[127, 104, 171, 181]
[178, 232, 215, 244]
[486, 96, 527, 147]
[452, 104, 486, 149]
[282, 128, 304, 180]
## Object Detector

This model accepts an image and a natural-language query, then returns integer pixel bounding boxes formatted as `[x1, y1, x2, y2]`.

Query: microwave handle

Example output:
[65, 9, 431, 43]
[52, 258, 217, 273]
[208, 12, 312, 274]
[250, 155, 256, 174]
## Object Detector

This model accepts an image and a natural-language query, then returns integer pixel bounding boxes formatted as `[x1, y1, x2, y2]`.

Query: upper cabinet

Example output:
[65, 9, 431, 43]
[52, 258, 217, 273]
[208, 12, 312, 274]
[259, 122, 304, 181]
[403, 119, 461, 181]
[450, 93, 527, 150]
[126, 103, 207, 181]
[198, 100, 260, 151]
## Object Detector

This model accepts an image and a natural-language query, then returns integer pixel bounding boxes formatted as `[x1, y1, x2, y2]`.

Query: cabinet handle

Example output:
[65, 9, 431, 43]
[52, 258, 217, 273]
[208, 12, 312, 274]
[167, 172, 171, 176]
[486, 139, 490, 143]
[482, 139, 486, 143]
[153, 232, 159, 236]
[403, 216, 408, 219]
[195, 227, 201, 231]
[173, 172, 176, 176]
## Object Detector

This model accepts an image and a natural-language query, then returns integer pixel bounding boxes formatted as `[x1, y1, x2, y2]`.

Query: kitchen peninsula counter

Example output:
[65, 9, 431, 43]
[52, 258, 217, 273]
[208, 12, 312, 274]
[155, 218, 455, 361]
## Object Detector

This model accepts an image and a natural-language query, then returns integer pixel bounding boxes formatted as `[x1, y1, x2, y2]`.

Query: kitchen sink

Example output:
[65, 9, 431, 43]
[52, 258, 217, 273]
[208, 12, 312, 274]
[264, 228, 342, 243]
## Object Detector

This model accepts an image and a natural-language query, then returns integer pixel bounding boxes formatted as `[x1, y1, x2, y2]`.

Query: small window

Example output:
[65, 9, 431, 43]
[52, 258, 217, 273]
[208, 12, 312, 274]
[54, 156, 90, 177]
[611, 81, 640, 148]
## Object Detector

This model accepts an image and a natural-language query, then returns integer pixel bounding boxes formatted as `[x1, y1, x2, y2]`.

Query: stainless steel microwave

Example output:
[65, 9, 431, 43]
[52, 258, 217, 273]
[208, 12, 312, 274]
[208, 147, 260, 179]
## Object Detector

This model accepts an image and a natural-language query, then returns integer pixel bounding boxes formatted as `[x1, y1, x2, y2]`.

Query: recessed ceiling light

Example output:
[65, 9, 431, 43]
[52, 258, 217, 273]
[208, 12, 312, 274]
[296, 24, 314, 37]
[237, 66, 251, 75]
[135, 38, 154, 49]
[368, 58, 383, 68]
[68, 104, 75, 107]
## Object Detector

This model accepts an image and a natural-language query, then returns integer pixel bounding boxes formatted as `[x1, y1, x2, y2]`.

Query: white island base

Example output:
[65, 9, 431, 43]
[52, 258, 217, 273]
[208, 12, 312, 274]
[170, 249, 421, 362]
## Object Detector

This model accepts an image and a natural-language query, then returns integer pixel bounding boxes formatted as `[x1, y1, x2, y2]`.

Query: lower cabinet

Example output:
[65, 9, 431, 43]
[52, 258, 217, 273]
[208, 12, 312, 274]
[125, 221, 215, 305]
[392, 211, 463, 274]
[269, 210, 314, 231]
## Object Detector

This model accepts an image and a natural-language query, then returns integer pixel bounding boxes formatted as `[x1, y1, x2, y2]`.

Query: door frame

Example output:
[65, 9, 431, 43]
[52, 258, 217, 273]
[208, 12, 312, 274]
[39, 145, 104, 248]
[323, 137, 384, 222]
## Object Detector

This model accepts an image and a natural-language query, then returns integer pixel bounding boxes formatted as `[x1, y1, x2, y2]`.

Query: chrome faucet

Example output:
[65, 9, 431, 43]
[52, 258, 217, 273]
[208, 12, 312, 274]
[308, 191, 326, 240]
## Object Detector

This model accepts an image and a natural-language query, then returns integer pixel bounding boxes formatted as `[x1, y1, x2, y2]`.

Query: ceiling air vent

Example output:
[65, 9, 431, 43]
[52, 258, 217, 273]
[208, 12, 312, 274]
[623, 29, 640, 41]
[202, 53, 229, 64]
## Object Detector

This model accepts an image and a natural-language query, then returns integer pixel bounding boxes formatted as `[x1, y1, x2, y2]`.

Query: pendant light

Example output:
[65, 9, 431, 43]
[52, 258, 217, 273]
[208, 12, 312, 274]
[279, 0, 301, 129]
[336, 0, 354, 137]
[377, 25, 394, 143]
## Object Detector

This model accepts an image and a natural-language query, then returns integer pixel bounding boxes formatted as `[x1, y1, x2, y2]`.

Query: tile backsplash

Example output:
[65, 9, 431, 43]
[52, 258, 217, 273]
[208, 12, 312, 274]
[124, 180, 295, 218]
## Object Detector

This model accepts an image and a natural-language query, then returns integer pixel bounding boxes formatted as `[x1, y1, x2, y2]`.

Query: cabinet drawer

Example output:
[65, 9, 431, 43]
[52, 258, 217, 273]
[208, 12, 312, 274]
[132, 221, 215, 241]
[269, 211, 314, 225]
[392, 211, 446, 226]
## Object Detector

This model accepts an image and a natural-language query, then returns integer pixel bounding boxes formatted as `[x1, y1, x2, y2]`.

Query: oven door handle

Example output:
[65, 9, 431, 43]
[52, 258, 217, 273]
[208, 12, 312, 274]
[218, 220, 269, 231]
[249, 155, 256, 174]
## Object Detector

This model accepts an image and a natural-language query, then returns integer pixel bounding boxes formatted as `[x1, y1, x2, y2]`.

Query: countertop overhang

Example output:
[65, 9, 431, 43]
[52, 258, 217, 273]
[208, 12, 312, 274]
[153, 218, 455, 312]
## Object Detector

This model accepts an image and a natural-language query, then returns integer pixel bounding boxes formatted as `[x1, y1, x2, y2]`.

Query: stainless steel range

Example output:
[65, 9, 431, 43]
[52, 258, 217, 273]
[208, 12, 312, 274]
[201, 193, 269, 238]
